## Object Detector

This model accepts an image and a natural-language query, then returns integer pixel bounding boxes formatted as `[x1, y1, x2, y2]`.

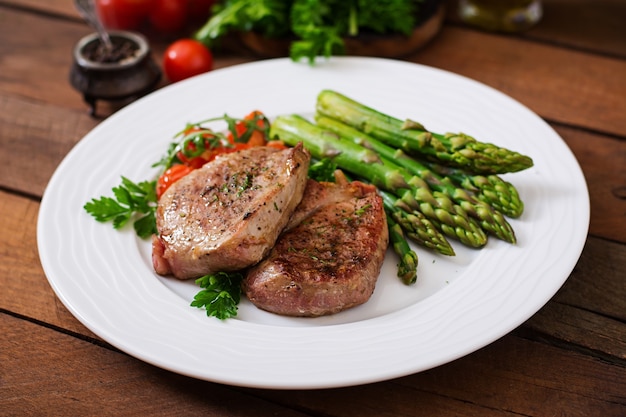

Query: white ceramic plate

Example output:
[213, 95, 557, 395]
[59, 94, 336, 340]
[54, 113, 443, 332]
[38, 57, 589, 389]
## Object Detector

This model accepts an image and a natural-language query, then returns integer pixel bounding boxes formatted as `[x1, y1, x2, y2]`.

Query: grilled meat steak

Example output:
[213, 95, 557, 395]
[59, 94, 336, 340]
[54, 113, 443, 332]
[243, 175, 388, 317]
[152, 144, 310, 280]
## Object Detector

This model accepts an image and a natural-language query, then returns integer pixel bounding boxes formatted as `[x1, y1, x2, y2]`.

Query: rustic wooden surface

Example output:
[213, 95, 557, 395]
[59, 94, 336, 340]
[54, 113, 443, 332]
[1, 0, 625, 415]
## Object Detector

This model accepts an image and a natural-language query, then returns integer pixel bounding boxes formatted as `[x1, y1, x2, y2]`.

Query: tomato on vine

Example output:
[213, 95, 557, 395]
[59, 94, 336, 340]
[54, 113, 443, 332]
[149, 0, 188, 33]
[96, 0, 152, 30]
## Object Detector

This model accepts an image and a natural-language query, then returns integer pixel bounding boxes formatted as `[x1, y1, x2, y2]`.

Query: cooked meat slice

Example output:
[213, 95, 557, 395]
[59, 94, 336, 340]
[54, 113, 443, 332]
[243, 177, 388, 317]
[152, 143, 310, 280]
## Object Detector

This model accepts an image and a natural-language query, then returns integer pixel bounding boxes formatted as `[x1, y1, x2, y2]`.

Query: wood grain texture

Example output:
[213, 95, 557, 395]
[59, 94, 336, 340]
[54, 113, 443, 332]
[412, 26, 626, 137]
[3, 314, 625, 416]
[2, 0, 80, 18]
[553, 125, 626, 243]
[446, 0, 626, 58]
[520, 0, 626, 58]
[1, 315, 311, 417]
[0, 95, 98, 195]
[0, 9, 92, 110]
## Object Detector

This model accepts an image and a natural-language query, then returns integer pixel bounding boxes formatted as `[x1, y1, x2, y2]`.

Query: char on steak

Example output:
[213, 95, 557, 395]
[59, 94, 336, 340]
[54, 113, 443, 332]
[243, 174, 388, 317]
[152, 143, 310, 280]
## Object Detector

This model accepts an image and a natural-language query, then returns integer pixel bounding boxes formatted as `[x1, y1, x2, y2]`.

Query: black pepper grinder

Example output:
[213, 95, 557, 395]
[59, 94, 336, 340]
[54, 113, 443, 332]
[69, 0, 160, 116]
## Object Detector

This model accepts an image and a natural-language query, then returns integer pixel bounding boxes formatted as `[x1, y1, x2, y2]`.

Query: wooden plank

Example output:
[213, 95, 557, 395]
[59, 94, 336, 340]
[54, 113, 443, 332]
[521, 301, 626, 360]
[3, 314, 625, 416]
[530, 0, 626, 58]
[412, 26, 626, 136]
[521, 237, 626, 360]
[0, 314, 310, 417]
[553, 125, 626, 243]
[0, 190, 98, 338]
[0, 9, 94, 111]
[248, 336, 626, 417]
[551, 237, 626, 322]
[446, 0, 626, 58]
[2, 0, 79, 18]
[0, 95, 99, 196]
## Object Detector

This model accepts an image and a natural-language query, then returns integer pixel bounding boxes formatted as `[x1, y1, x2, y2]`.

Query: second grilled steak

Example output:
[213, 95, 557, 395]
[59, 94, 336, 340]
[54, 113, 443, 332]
[243, 176, 388, 317]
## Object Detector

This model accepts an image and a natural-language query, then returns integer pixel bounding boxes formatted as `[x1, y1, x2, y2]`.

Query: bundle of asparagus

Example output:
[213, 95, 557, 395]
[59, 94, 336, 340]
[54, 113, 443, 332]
[269, 90, 533, 283]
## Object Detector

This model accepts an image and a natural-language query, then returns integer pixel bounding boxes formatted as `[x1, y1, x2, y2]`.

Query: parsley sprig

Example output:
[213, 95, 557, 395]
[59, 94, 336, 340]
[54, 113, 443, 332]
[83, 176, 157, 239]
[195, 0, 424, 64]
[191, 272, 244, 320]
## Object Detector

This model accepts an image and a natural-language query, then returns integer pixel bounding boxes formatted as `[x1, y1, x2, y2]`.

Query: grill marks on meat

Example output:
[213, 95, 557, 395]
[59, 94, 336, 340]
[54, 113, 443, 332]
[152, 144, 310, 280]
[243, 178, 388, 317]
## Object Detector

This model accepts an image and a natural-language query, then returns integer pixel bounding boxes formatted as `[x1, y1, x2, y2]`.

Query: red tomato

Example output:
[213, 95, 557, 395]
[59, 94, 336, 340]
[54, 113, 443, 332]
[156, 164, 194, 199]
[266, 140, 287, 150]
[96, 0, 152, 30]
[227, 111, 269, 146]
[205, 143, 251, 162]
[163, 39, 213, 83]
[149, 0, 188, 33]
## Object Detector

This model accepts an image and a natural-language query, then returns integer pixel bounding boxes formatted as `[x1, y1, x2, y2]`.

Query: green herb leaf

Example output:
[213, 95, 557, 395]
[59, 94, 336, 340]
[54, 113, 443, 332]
[84, 177, 157, 237]
[195, 0, 424, 64]
[308, 158, 338, 182]
[191, 272, 244, 320]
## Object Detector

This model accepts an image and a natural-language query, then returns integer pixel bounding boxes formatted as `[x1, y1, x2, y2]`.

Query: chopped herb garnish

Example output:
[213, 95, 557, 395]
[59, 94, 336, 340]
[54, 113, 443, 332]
[308, 158, 337, 182]
[355, 204, 372, 216]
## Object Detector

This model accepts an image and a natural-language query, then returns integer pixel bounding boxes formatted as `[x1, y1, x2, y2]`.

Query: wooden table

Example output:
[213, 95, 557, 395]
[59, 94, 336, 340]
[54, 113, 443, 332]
[2, 1, 625, 415]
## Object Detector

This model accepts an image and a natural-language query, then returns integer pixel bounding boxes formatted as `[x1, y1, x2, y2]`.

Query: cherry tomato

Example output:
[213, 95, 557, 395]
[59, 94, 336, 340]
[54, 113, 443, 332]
[96, 0, 152, 30]
[163, 39, 213, 83]
[149, 0, 188, 33]
[156, 164, 194, 199]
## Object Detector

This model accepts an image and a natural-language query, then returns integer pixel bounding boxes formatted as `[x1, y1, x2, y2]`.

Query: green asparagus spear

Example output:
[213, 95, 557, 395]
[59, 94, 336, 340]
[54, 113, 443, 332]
[379, 190, 455, 256]
[316, 90, 534, 175]
[270, 114, 487, 248]
[316, 115, 516, 243]
[386, 214, 419, 285]
[425, 162, 524, 218]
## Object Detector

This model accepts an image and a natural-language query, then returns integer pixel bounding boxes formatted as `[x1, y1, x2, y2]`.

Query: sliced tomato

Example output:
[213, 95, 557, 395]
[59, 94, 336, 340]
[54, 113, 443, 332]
[227, 110, 269, 146]
[205, 142, 251, 162]
[266, 140, 287, 150]
[156, 164, 194, 199]
[185, 156, 209, 169]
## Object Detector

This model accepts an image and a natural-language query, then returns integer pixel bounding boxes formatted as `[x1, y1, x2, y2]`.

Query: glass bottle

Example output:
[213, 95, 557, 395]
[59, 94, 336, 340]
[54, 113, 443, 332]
[458, 0, 543, 32]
